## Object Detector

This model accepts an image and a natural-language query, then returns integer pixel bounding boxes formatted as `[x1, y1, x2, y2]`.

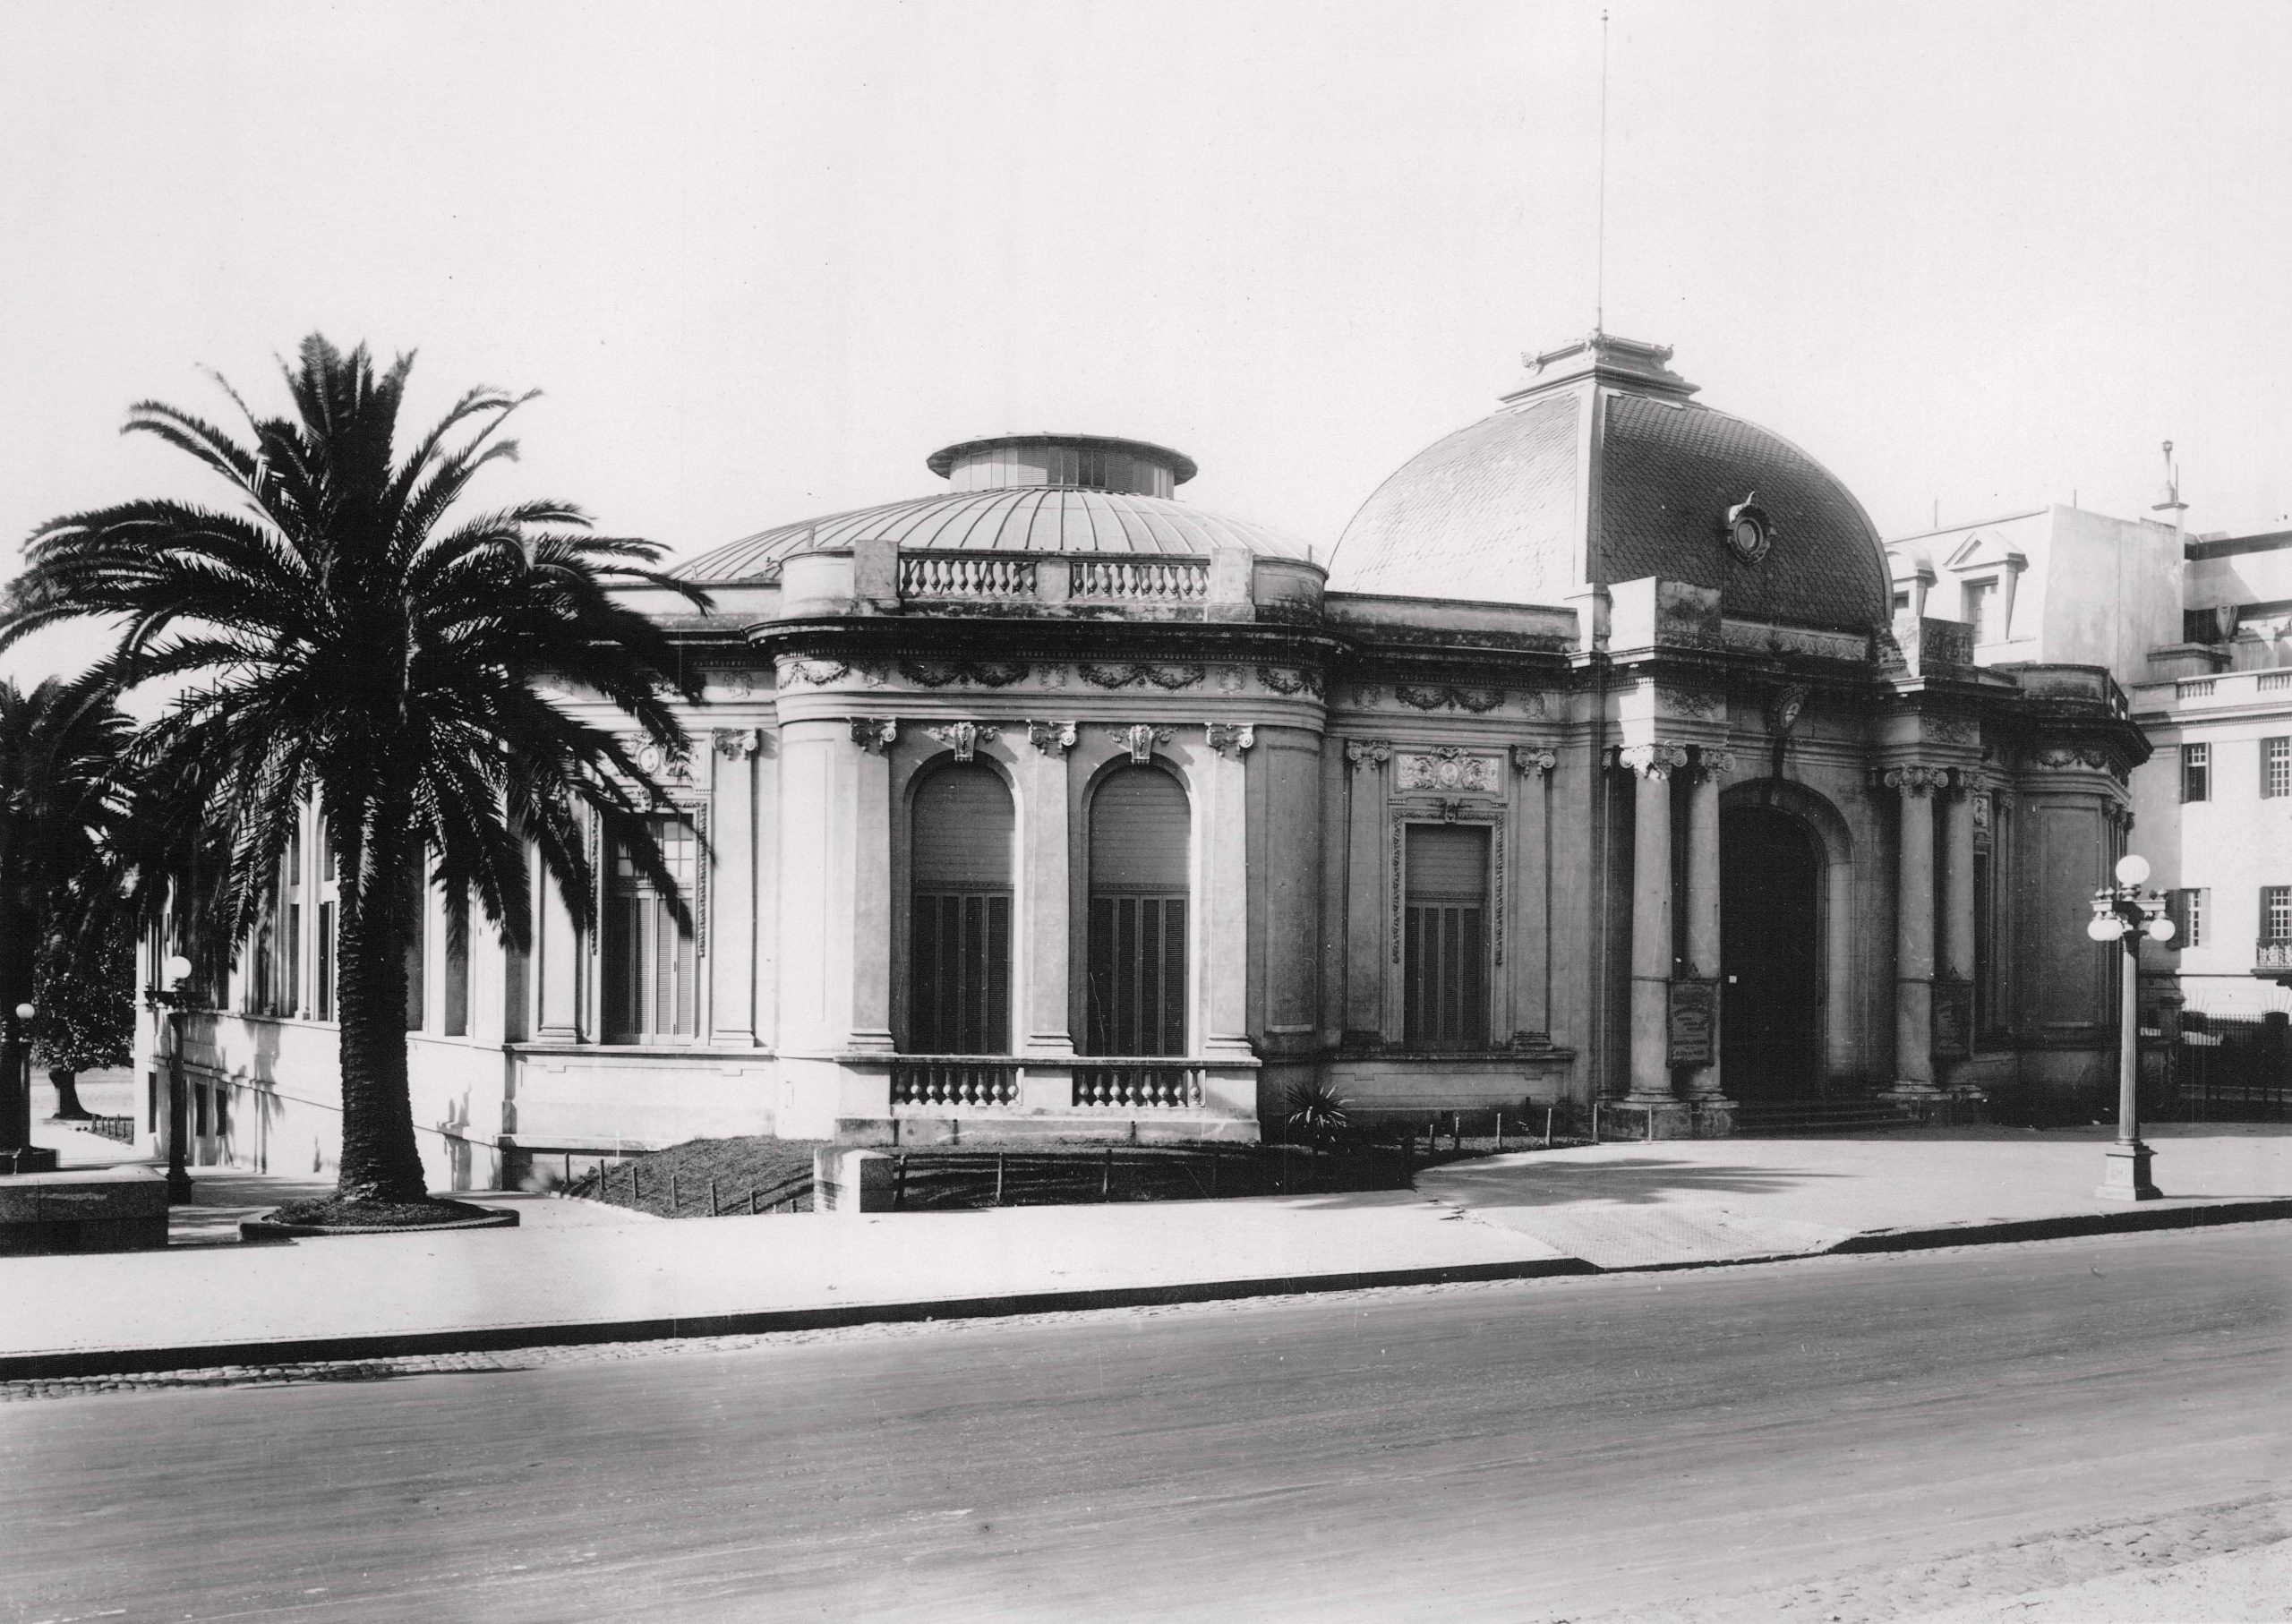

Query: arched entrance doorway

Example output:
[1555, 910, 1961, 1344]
[1721, 806, 1825, 1100]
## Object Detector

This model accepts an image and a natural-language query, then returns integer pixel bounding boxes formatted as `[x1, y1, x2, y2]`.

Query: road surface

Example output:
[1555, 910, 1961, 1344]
[4, 1224, 2288, 1622]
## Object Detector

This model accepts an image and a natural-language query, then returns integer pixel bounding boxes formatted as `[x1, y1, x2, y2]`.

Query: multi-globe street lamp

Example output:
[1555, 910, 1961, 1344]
[2086, 853, 2173, 1201]
[149, 953, 194, 1201]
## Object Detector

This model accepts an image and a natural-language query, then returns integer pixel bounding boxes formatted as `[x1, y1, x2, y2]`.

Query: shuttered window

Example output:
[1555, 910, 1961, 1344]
[603, 816, 698, 1042]
[2264, 886, 2292, 944]
[909, 764, 1014, 1054]
[1087, 766, 1190, 1056]
[1404, 824, 1490, 1049]
[2263, 738, 2290, 799]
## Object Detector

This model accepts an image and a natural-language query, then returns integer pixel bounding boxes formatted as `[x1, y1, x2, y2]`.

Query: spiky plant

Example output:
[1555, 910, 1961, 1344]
[1, 337, 706, 1204]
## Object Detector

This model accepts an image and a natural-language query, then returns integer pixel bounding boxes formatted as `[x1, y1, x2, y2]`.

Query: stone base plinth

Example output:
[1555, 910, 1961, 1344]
[2095, 1141, 2162, 1201]
[2, 1146, 59, 1175]
[1598, 1098, 1696, 1141]
[0, 1167, 167, 1254]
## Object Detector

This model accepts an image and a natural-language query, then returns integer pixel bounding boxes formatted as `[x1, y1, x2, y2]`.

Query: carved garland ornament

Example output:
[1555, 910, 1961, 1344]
[1393, 683, 1505, 714]
[1079, 662, 1205, 691]
[1256, 665, 1327, 698]
[898, 658, 1030, 688]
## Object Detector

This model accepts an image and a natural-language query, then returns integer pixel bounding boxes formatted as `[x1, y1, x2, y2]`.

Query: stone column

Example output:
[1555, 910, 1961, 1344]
[1342, 739, 1390, 1043]
[1197, 725, 1255, 1061]
[706, 729, 762, 1046]
[1020, 722, 1078, 1056]
[1881, 765, 1946, 1096]
[779, 717, 898, 1058]
[1509, 747, 1557, 1041]
[1940, 774, 1977, 984]
[1621, 744, 1687, 1105]
[1683, 752, 1730, 1102]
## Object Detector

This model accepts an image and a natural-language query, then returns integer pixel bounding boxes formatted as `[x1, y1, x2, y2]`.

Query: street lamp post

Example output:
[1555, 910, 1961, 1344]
[4, 1002, 33, 1173]
[2087, 853, 2172, 1201]
[150, 954, 194, 1202]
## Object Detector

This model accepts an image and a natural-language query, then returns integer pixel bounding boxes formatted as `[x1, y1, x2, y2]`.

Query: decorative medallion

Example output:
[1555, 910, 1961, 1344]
[1723, 494, 1775, 565]
[1769, 683, 1810, 737]
[785, 660, 851, 688]
[1215, 667, 1246, 694]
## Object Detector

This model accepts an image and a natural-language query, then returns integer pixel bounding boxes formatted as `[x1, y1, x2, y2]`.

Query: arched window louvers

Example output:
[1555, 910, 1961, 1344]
[1086, 766, 1190, 1056]
[908, 764, 1015, 1054]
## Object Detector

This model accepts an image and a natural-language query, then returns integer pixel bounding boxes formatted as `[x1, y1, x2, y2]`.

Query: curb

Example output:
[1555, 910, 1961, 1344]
[6, 1199, 2288, 1384]
[0, 1256, 1600, 1381]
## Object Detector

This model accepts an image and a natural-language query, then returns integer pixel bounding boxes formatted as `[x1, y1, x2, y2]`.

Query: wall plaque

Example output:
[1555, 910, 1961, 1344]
[1932, 978, 1974, 1060]
[1668, 979, 1717, 1069]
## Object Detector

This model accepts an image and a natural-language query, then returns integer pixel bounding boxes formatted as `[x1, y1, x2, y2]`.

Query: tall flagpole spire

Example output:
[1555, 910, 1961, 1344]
[1595, 6, 1610, 334]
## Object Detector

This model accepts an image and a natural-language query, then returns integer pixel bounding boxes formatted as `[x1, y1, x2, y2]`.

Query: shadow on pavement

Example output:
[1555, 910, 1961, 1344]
[1419, 1156, 1853, 1208]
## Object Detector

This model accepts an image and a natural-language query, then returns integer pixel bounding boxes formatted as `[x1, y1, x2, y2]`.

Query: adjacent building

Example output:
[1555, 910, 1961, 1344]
[141, 333, 2156, 1190]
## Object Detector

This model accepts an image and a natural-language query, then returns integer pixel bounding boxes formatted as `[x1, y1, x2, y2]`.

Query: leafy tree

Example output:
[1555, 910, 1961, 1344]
[2, 337, 706, 1205]
[0, 673, 134, 1149]
[33, 924, 134, 1118]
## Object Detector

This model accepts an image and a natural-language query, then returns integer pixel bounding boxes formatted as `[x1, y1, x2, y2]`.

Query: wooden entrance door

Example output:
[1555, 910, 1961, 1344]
[1721, 807, 1824, 1099]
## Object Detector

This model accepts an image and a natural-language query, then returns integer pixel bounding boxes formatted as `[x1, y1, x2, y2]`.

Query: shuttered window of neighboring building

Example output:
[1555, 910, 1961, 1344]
[909, 764, 1014, 1054]
[603, 816, 698, 1043]
[1404, 823, 1490, 1050]
[1087, 766, 1190, 1056]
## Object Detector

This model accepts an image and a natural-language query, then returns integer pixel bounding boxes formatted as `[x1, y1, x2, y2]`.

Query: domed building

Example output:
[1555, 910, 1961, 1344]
[146, 334, 2152, 1190]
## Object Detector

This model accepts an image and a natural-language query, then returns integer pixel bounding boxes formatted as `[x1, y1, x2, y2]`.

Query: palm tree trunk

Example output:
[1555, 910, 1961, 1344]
[332, 848, 430, 1203]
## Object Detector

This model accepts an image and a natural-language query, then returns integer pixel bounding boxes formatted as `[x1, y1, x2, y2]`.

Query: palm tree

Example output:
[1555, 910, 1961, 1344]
[1, 336, 706, 1207]
[0, 672, 135, 1156]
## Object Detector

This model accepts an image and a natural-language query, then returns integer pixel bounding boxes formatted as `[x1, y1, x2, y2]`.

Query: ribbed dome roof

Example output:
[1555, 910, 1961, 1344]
[674, 433, 1311, 583]
[1330, 335, 1893, 632]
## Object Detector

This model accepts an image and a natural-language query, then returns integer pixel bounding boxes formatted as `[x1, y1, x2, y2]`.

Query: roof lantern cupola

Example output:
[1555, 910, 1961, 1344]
[1501, 329, 1700, 406]
[926, 432, 1199, 498]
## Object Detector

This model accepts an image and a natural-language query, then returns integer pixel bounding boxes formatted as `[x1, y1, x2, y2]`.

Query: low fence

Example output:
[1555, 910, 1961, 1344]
[2169, 1013, 2291, 1121]
[571, 1160, 815, 1216]
[82, 1116, 137, 1145]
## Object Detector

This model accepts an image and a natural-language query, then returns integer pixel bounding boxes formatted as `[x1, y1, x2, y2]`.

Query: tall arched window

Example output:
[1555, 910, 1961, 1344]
[908, 762, 1014, 1054]
[603, 815, 698, 1043]
[1086, 765, 1189, 1056]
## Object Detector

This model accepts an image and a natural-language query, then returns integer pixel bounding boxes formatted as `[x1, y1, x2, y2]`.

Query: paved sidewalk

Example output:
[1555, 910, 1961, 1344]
[4, 1124, 2288, 1379]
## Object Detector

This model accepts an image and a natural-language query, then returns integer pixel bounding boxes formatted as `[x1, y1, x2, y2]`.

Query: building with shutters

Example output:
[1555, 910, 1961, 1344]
[141, 332, 2163, 1190]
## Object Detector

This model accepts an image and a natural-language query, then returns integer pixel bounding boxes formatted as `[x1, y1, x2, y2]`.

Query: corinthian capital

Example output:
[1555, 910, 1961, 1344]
[1874, 763, 1950, 797]
[1615, 742, 1691, 779]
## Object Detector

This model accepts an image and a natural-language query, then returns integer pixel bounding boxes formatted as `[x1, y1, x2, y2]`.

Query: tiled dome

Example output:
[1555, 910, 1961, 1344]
[1329, 334, 1893, 632]
[675, 433, 1310, 583]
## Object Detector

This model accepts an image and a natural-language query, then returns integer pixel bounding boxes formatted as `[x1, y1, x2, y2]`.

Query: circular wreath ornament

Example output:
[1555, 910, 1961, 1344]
[1723, 495, 1775, 564]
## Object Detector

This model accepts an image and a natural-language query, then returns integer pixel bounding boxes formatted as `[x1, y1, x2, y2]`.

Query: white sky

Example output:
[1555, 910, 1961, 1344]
[3, 0, 2288, 682]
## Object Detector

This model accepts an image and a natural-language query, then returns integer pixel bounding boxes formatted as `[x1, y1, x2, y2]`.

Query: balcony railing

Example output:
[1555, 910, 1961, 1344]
[1072, 1062, 1204, 1110]
[1068, 557, 1210, 603]
[2257, 941, 2292, 973]
[890, 1061, 1019, 1107]
[898, 552, 1039, 601]
[887, 1056, 1211, 1111]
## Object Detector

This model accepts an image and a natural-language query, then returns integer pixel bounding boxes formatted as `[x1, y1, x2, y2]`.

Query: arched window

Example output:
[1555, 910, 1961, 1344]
[603, 815, 698, 1043]
[1086, 765, 1189, 1056]
[908, 762, 1014, 1054]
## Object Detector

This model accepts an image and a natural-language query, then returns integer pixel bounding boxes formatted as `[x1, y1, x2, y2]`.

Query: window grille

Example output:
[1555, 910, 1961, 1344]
[908, 763, 1015, 1055]
[1403, 824, 1492, 1049]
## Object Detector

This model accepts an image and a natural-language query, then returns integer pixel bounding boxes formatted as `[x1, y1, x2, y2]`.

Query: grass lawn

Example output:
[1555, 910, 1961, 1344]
[563, 1123, 1595, 1219]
